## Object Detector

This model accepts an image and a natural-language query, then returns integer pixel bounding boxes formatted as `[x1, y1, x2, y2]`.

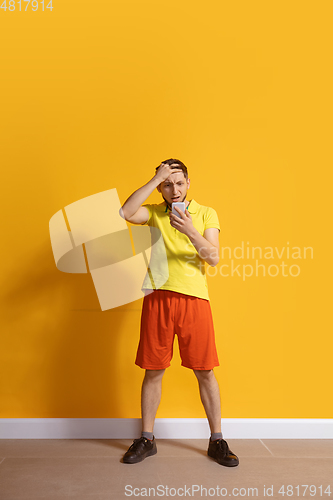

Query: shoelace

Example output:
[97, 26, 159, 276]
[215, 438, 228, 455]
[128, 437, 148, 450]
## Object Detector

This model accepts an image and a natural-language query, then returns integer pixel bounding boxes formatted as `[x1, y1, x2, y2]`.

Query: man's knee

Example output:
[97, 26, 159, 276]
[193, 369, 214, 382]
[144, 368, 166, 381]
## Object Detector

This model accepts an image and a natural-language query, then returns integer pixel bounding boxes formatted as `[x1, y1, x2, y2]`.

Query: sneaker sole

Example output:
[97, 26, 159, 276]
[207, 450, 239, 467]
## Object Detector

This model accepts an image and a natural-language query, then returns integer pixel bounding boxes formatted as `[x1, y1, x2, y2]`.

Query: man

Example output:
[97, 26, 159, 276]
[119, 159, 239, 467]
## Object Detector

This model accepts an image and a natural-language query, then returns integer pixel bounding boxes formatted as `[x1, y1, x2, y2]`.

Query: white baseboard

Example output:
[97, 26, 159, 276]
[1, 418, 333, 439]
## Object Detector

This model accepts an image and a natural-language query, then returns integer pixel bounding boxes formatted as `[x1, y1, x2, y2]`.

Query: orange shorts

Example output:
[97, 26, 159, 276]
[135, 289, 220, 370]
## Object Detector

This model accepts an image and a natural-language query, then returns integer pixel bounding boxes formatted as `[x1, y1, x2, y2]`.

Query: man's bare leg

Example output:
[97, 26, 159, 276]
[193, 369, 222, 434]
[141, 369, 166, 433]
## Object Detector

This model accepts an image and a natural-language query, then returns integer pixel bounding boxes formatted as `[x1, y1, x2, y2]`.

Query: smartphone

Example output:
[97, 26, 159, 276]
[172, 202, 185, 218]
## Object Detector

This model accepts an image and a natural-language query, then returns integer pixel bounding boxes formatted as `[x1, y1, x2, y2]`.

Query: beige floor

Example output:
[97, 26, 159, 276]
[0, 439, 332, 499]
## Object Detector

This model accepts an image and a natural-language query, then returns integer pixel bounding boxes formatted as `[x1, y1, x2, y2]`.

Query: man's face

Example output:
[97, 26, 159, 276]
[157, 171, 190, 208]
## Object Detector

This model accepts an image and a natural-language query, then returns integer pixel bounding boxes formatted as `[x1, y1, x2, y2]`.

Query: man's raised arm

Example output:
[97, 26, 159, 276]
[119, 162, 183, 220]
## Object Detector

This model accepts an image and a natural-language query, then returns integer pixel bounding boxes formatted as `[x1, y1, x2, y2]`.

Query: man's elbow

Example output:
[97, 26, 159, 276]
[210, 248, 220, 267]
[119, 206, 126, 220]
[209, 256, 219, 267]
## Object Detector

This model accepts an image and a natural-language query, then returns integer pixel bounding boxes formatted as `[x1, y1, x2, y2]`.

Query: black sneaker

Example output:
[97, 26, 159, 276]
[208, 438, 239, 467]
[122, 436, 157, 464]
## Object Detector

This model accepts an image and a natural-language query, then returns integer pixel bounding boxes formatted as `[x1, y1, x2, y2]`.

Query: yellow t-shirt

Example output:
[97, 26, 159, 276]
[140, 199, 220, 301]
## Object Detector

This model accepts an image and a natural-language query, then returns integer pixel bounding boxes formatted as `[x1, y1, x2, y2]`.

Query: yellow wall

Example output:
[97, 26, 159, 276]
[1, 0, 332, 418]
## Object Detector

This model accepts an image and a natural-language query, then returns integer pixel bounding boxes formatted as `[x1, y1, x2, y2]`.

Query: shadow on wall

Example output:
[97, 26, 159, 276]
[1, 241, 145, 420]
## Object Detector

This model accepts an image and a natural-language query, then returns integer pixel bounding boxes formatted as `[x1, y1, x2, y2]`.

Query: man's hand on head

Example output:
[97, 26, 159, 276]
[155, 163, 183, 183]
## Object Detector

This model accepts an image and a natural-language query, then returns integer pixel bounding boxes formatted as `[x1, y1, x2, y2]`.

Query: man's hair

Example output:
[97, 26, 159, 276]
[155, 158, 188, 180]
